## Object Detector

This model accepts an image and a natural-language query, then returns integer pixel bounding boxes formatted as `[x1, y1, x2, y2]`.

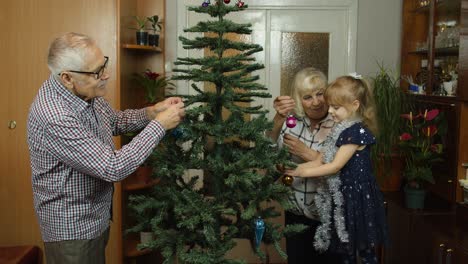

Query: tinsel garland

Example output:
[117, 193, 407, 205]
[312, 119, 361, 251]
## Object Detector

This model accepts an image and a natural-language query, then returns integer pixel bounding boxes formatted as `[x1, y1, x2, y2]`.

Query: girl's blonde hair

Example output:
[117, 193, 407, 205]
[290, 67, 327, 117]
[325, 76, 378, 134]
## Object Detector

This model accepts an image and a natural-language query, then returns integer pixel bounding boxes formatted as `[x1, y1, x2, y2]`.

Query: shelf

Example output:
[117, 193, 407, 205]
[124, 234, 153, 258]
[123, 177, 160, 191]
[122, 44, 162, 52]
[436, 0, 461, 15]
[411, 0, 461, 14]
[409, 46, 459, 56]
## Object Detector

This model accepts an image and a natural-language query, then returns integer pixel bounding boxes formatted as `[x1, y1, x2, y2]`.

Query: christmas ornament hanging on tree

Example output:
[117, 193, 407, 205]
[282, 175, 293, 186]
[224, 0, 231, 3]
[202, 0, 210, 7]
[254, 217, 265, 248]
[236, 0, 245, 8]
[171, 126, 184, 139]
[286, 114, 297, 128]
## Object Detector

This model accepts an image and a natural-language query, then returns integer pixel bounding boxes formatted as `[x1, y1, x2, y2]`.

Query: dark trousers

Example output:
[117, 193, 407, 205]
[285, 211, 342, 264]
[44, 227, 110, 264]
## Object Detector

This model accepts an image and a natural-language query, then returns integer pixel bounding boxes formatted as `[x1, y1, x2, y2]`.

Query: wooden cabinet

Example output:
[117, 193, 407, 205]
[401, 0, 468, 204]
[117, 0, 166, 262]
[384, 192, 453, 264]
[396, 1, 468, 263]
[385, 194, 468, 264]
[401, 0, 462, 97]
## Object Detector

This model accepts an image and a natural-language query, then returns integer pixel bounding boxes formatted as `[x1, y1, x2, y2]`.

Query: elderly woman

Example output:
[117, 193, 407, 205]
[270, 67, 340, 264]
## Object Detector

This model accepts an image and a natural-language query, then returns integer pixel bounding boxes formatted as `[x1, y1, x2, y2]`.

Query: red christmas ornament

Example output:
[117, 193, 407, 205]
[236, 0, 245, 7]
[224, 0, 231, 3]
[286, 115, 297, 128]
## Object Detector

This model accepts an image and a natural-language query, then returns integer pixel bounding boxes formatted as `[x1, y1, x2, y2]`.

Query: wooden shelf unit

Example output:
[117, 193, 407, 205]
[118, 0, 166, 262]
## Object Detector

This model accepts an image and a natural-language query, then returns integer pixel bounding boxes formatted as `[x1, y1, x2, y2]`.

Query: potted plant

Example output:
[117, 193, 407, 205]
[133, 69, 175, 105]
[126, 194, 155, 247]
[371, 64, 407, 191]
[398, 109, 447, 209]
[147, 15, 163, 47]
[132, 16, 148, 45]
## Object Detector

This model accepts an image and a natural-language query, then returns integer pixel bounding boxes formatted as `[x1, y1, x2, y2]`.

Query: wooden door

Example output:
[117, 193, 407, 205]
[0, 1, 120, 263]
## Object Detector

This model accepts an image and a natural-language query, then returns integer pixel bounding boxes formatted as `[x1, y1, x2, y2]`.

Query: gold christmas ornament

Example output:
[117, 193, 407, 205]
[282, 175, 293, 186]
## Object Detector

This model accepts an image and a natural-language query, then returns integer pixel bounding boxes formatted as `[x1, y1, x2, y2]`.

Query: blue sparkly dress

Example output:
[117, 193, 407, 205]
[335, 122, 388, 253]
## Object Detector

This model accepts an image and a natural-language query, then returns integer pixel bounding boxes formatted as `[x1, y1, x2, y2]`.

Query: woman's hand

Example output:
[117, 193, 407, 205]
[283, 134, 319, 161]
[273, 96, 295, 117]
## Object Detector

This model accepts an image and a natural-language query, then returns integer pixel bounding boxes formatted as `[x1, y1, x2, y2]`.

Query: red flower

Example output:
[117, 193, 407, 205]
[422, 125, 438, 137]
[425, 109, 439, 121]
[400, 132, 413, 141]
[144, 70, 160, 80]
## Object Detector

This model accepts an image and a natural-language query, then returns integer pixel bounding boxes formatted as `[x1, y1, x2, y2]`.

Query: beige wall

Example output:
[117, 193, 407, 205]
[356, 0, 403, 77]
[0, 0, 120, 263]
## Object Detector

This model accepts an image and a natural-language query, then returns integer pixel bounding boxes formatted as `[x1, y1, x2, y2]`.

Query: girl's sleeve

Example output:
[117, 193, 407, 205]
[336, 124, 376, 147]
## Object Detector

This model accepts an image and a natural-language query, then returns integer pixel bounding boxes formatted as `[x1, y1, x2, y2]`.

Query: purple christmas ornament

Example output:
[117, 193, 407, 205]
[286, 115, 297, 128]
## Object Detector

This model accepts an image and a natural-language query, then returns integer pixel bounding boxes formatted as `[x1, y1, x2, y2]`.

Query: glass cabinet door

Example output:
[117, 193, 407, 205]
[401, 0, 461, 97]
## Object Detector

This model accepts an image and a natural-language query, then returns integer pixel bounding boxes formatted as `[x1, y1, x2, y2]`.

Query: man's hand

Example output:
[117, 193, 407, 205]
[146, 97, 184, 120]
[273, 96, 295, 118]
[152, 99, 185, 130]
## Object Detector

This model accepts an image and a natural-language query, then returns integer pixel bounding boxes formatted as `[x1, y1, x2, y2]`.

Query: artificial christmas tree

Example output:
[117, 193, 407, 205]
[127, 1, 304, 263]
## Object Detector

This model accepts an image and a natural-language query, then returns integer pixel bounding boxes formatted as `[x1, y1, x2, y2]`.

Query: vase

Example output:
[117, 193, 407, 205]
[148, 34, 160, 47]
[136, 31, 148, 45]
[404, 185, 426, 209]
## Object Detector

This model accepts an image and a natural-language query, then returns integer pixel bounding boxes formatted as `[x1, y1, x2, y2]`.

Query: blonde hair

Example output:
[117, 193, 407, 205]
[325, 76, 378, 134]
[290, 67, 327, 117]
[47, 32, 96, 76]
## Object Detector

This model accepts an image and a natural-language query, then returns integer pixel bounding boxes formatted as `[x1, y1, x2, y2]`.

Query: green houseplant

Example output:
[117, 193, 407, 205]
[126, 194, 156, 247]
[132, 16, 148, 45]
[398, 108, 447, 208]
[147, 15, 163, 47]
[133, 69, 175, 104]
[371, 64, 407, 191]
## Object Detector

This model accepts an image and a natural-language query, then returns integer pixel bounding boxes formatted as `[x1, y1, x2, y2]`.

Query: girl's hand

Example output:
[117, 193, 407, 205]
[284, 168, 300, 177]
[273, 96, 295, 117]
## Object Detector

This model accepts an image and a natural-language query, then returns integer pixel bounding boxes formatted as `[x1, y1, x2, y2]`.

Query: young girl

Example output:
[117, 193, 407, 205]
[285, 75, 388, 264]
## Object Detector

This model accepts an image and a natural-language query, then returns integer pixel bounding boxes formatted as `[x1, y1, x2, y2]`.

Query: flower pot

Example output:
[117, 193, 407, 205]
[136, 31, 148, 45]
[134, 165, 153, 184]
[404, 185, 426, 209]
[140, 231, 154, 244]
[376, 154, 403, 192]
[148, 34, 160, 47]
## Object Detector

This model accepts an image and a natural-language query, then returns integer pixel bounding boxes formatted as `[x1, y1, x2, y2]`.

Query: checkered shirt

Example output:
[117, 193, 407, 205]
[27, 75, 165, 242]
[277, 114, 335, 219]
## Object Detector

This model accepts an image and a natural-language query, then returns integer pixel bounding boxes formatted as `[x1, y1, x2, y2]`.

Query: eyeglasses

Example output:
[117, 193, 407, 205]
[61, 56, 109, 79]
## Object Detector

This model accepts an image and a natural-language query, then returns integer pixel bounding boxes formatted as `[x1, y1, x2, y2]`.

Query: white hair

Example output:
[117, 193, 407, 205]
[290, 67, 327, 117]
[47, 32, 96, 76]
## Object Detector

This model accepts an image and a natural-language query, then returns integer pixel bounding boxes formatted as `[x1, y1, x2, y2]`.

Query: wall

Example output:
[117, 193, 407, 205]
[356, 0, 403, 78]
[0, 0, 120, 263]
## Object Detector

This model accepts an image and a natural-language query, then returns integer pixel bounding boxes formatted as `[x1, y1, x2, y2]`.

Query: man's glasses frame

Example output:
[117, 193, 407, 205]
[60, 56, 109, 79]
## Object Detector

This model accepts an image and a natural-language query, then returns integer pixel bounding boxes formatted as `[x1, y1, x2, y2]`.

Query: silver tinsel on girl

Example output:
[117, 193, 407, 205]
[312, 119, 361, 251]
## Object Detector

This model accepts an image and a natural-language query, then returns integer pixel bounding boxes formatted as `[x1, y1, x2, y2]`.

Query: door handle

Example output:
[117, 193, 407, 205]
[438, 244, 445, 264]
[446, 248, 453, 264]
[8, 120, 16, 130]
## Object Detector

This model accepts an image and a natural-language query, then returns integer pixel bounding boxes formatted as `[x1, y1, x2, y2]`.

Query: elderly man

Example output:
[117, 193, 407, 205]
[27, 32, 184, 264]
